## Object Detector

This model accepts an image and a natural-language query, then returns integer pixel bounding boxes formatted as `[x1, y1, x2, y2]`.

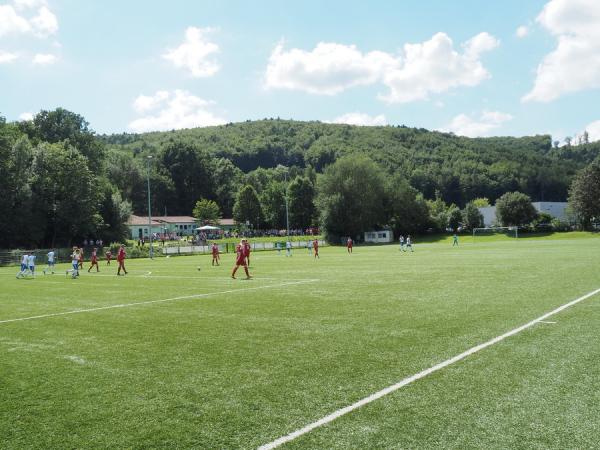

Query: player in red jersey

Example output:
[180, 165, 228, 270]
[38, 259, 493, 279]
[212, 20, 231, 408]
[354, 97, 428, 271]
[313, 239, 319, 259]
[211, 242, 220, 266]
[88, 247, 99, 272]
[117, 244, 127, 275]
[244, 239, 251, 266]
[231, 240, 251, 279]
[105, 249, 112, 265]
[347, 237, 353, 253]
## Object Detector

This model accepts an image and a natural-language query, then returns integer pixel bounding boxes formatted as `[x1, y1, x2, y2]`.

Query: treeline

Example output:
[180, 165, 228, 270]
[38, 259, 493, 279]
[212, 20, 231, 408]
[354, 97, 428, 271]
[2, 110, 600, 249]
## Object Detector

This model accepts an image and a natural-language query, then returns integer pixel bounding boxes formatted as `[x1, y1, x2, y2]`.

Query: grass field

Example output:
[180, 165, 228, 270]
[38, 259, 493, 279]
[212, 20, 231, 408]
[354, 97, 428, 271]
[2, 237, 600, 449]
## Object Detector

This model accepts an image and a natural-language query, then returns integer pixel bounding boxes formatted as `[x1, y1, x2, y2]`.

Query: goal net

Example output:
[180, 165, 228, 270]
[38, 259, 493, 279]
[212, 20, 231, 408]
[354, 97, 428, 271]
[472, 226, 518, 241]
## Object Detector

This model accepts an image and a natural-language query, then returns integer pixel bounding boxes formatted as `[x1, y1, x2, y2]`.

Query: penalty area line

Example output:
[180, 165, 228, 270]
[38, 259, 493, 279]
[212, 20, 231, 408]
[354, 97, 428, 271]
[0, 279, 318, 325]
[258, 286, 600, 450]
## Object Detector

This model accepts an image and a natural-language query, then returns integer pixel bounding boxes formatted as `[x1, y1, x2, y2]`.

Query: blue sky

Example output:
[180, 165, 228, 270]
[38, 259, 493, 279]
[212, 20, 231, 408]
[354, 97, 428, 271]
[1, 0, 599, 141]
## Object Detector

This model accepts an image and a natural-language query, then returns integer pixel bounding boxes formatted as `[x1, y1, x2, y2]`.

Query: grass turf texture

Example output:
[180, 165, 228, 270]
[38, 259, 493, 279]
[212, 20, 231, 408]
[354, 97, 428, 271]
[1, 237, 600, 449]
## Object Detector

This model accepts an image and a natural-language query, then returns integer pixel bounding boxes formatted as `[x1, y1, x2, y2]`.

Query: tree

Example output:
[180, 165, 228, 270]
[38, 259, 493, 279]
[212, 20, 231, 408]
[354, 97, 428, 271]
[426, 194, 449, 232]
[260, 181, 286, 228]
[315, 154, 386, 242]
[386, 177, 430, 234]
[495, 191, 537, 226]
[447, 205, 463, 231]
[193, 198, 221, 225]
[97, 187, 132, 243]
[462, 202, 484, 231]
[233, 185, 262, 228]
[568, 162, 600, 229]
[160, 141, 215, 215]
[213, 158, 242, 217]
[24, 108, 106, 173]
[472, 197, 490, 208]
[30, 142, 101, 246]
[288, 176, 316, 228]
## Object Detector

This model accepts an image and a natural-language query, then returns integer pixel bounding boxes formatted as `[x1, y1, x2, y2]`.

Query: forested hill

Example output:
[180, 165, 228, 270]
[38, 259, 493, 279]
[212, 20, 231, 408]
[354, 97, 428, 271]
[102, 119, 600, 207]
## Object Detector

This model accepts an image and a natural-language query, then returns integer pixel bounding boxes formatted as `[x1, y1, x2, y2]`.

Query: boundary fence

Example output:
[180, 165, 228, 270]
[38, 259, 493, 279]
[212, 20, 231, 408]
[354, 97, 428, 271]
[0, 240, 327, 267]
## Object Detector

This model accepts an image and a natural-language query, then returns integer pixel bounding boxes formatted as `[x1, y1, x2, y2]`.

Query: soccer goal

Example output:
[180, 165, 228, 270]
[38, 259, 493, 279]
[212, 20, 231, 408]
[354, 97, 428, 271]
[472, 226, 518, 241]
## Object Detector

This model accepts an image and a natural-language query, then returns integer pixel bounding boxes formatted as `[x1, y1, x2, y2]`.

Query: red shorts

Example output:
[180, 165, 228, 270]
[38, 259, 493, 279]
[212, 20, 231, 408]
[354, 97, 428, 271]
[236, 257, 247, 266]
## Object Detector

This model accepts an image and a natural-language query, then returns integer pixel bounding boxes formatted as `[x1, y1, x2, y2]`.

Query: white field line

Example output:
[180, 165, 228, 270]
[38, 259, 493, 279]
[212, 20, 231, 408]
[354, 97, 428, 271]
[538, 320, 556, 324]
[258, 286, 600, 450]
[0, 272, 314, 282]
[0, 279, 317, 325]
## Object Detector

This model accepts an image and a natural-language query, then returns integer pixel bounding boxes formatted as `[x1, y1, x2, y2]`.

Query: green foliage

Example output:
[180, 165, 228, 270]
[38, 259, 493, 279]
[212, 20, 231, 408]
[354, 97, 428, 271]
[316, 154, 386, 241]
[568, 162, 600, 229]
[193, 198, 221, 225]
[462, 202, 484, 231]
[472, 197, 491, 208]
[426, 195, 449, 232]
[288, 176, 316, 228]
[447, 206, 463, 231]
[386, 177, 430, 235]
[233, 185, 262, 228]
[260, 181, 286, 229]
[495, 191, 537, 226]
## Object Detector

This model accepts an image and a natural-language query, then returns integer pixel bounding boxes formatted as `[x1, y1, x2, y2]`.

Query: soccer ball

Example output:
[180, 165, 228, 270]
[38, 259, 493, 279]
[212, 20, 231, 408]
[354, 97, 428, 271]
[197, 266, 201, 271]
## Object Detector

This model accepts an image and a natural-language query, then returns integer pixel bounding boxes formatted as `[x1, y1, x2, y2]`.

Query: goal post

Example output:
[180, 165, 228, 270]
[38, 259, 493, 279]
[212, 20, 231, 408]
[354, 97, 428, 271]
[472, 226, 518, 242]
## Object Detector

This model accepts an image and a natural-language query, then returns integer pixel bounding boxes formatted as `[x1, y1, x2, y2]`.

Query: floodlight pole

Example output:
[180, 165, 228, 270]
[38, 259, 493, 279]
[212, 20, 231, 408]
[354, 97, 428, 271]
[147, 155, 154, 259]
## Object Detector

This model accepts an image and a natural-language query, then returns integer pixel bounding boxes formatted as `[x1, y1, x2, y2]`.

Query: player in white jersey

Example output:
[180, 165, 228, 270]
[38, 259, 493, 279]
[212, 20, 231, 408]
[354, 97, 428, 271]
[286, 241, 292, 257]
[406, 235, 414, 252]
[44, 250, 56, 274]
[16, 253, 29, 278]
[27, 254, 36, 277]
[66, 247, 80, 278]
[399, 235, 405, 252]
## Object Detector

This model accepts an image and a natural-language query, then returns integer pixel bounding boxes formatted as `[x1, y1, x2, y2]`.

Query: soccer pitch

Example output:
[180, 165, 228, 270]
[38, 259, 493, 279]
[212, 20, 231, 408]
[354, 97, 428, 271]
[2, 238, 600, 449]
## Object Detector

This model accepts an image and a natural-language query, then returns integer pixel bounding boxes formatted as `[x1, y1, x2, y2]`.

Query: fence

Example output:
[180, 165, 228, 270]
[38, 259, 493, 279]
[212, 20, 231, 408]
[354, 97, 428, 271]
[162, 240, 327, 256]
[0, 240, 327, 266]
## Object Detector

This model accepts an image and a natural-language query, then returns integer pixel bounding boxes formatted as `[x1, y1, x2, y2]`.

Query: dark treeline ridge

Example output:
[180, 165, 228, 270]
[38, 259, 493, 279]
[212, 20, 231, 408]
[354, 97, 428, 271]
[103, 119, 600, 208]
[2, 110, 600, 248]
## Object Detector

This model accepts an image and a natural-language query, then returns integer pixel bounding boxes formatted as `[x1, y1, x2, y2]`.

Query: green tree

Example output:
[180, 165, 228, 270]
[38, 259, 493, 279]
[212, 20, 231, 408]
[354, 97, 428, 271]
[568, 162, 600, 229]
[23, 108, 106, 173]
[30, 142, 101, 246]
[213, 158, 242, 217]
[472, 197, 491, 208]
[386, 177, 430, 234]
[462, 202, 484, 231]
[427, 194, 449, 232]
[447, 205, 463, 231]
[233, 185, 262, 228]
[97, 186, 132, 243]
[260, 181, 286, 228]
[495, 191, 537, 227]
[315, 154, 386, 242]
[160, 141, 215, 215]
[193, 198, 221, 225]
[288, 176, 316, 228]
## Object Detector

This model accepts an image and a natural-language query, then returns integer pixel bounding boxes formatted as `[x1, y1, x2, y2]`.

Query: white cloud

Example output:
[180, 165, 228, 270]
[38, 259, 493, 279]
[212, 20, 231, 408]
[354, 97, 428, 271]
[516, 25, 529, 38]
[30, 5, 57, 36]
[0, 50, 18, 63]
[162, 27, 219, 77]
[0, 4, 31, 36]
[132, 90, 170, 113]
[523, 0, 600, 102]
[329, 112, 387, 126]
[0, 1, 57, 37]
[265, 32, 499, 103]
[32, 52, 56, 65]
[440, 110, 513, 137]
[381, 32, 499, 103]
[128, 89, 227, 132]
[18, 111, 34, 121]
[265, 41, 398, 95]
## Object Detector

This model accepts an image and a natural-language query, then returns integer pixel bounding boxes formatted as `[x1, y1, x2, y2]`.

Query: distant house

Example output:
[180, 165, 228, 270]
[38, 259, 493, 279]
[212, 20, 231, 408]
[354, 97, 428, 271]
[126, 215, 197, 239]
[478, 202, 568, 227]
[218, 218, 236, 231]
[364, 230, 393, 243]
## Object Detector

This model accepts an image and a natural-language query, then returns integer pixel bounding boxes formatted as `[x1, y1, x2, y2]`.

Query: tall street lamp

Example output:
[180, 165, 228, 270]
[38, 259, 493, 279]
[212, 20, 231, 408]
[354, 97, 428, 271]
[146, 155, 154, 259]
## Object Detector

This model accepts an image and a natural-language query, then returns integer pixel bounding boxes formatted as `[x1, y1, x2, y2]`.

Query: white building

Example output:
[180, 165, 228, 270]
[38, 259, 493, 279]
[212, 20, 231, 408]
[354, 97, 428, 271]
[126, 215, 197, 239]
[364, 230, 393, 243]
[478, 202, 568, 227]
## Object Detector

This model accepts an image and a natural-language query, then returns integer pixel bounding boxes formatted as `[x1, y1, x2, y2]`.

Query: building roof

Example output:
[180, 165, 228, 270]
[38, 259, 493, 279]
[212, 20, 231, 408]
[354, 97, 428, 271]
[127, 215, 162, 226]
[154, 216, 196, 224]
[219, 218, 235, 226]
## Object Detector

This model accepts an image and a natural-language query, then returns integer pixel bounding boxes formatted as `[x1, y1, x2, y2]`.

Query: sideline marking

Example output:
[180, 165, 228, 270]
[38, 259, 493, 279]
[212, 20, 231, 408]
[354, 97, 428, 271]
[258, 287, 600, 450]
[0, 279, 317, 325]
[538, 320, 556, 324]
